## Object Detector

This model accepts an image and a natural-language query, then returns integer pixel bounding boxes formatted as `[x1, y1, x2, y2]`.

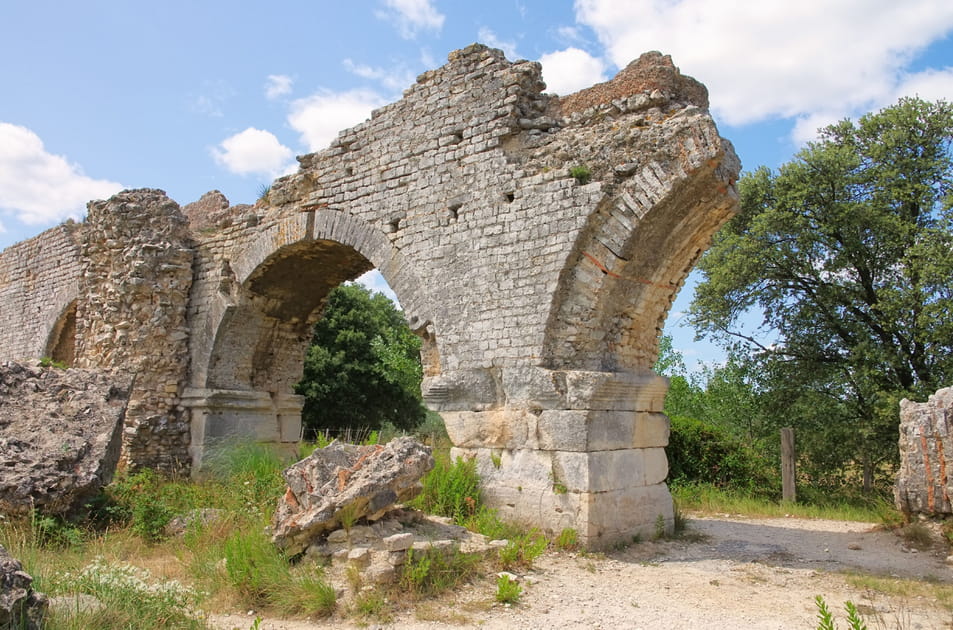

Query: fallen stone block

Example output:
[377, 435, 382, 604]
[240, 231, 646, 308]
[271, 436, 434, 556]
[0, 361, 132, 516]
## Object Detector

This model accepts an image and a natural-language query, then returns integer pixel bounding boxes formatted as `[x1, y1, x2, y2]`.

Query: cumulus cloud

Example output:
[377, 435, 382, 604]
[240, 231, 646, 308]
[212, 127, 295, 177]
[377, 0, 445, 39]
[0, 122, 123, 225]
[264, 74, 294, 100]
[478, 26, 520, 60]
[574, 0, 953, 127]
[288, 89, 387, 152]
[343, 59, 416, 93]
[539, 47, 608, 94]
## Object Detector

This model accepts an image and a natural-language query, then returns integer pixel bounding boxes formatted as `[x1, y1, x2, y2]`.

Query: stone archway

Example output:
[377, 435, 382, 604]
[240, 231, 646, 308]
[183, 211, 438, 471]
[0, 44, 739, 547]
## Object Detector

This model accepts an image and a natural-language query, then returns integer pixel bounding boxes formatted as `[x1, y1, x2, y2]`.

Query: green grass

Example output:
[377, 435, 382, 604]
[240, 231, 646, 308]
[671, 482, 895, 523]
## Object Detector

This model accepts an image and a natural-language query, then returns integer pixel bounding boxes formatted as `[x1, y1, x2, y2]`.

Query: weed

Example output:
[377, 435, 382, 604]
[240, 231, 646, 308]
[353, 589, 391, 621]
[410, 452, 481, 525]
[31, 512, 85, 549]
[814, 595, 869, 630]
[39, 356, 68, 369]
[549, 470, 568, 495]
[495, 574, 522, 604]
[399, 545, 481, 597]
[569, 164, 592, 184]
[490, 451, 502, 469]
[654, 514, 666, 540]
[498, 530, 547, 571]
[257, 184, 271, 202]
[553, 528, 579, 551]
[50, 557, 204, 629]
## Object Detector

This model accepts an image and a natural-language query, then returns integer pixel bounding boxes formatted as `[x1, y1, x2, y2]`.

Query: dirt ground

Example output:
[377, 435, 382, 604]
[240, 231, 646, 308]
[211, 514, 953, 630]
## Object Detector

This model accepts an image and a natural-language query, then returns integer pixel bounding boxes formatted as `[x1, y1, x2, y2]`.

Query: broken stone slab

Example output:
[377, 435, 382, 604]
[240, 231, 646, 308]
[0, 545, 48, 630]
[0, 361, 132, 516]
[271, 436, 434, 556]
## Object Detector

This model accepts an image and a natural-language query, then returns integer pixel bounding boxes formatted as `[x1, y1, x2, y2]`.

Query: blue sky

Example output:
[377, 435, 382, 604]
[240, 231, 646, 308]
[2, 0, 952, 370]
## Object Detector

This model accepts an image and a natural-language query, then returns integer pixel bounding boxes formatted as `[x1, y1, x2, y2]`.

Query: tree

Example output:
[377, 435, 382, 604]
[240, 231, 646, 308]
[295, 282, 427, 437]
[688, 97, 953, 489]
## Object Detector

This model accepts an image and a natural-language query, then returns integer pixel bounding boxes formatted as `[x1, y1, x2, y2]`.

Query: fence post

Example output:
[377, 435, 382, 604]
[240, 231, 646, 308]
[781, 427, 796, 502]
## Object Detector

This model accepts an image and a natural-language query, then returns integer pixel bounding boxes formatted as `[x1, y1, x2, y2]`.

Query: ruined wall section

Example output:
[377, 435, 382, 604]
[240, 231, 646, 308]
[895, 387, 952, 515]
[75, 189, 195, 472]
[0, 223, 83, 360]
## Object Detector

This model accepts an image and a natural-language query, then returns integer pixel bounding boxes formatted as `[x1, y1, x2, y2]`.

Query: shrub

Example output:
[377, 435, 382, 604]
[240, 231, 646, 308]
[410, 452, 481, 525]
[667, 415, 775, 495]
[569, 164, 592, 184]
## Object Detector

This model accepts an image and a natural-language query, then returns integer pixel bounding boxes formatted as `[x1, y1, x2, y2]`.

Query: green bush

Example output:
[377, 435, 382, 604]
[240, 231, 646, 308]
[667, 415, 775, 495]
[410, 452, 481, 525]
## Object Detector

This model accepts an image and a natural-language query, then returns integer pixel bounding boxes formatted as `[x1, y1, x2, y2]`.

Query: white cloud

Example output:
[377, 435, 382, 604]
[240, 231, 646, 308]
[264, 74, 294, 100]
[0, 123, 123, 225]
[212, 127, 295, 177]
[356, 269, 401, 306]
[539, 47, 608, 94]
[478, 27, 520, 60]
[343, 59, 416, 93]
[377, 0, 445, 39]
[288, 89, 387, 152]
[893, 67, 953, 103]
[574, 0, 953, 127]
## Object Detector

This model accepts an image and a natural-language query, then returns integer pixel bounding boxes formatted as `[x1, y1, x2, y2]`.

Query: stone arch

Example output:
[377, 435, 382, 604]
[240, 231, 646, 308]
[184, 211, 439, 469]
[541, 134, 738, 373]
[44, 298, 78, 366]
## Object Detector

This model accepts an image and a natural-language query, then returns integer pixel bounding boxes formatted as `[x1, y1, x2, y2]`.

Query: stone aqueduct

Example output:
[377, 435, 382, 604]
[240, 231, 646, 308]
[0, 45, 739, 546]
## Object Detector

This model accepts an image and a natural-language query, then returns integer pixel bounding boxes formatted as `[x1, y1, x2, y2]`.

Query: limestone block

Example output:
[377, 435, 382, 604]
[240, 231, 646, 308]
[382, 532, 415, 552]
[552, 448, 668, 493]
[422, 369, 500, 411]
[442, 408, 540, 449]
[564, 371, 669, 411]
[536, 410, 670, 451]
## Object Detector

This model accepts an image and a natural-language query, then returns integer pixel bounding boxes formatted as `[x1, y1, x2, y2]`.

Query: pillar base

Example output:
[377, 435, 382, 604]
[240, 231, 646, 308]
[182, 388, 303, 472]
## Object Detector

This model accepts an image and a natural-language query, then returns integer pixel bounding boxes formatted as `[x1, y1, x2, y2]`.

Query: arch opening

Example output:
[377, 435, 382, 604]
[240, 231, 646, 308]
[187, 236, 440, 470]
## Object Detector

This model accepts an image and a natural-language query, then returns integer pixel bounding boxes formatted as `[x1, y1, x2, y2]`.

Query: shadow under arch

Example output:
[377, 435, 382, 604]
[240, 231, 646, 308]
[184, 210, 439, 471]
[44, 298, 78, 366]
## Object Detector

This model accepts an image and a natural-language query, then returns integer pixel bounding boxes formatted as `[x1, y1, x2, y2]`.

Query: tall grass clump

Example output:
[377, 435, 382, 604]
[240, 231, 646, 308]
[399, 545, 481, 597]
[48, 557, 205, 629]
[410, 452, 481, 525]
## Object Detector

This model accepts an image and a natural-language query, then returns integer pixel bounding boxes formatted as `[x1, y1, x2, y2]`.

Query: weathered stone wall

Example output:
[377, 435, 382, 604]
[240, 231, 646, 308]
[895, 387, 952, 515]
[0, 45, 740, 546]
[74, 189, 195, 472]
[0, 223, 83, 361]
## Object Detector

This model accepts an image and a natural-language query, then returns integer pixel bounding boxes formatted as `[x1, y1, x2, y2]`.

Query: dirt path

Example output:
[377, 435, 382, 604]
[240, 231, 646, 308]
[211, 515, 953, 630]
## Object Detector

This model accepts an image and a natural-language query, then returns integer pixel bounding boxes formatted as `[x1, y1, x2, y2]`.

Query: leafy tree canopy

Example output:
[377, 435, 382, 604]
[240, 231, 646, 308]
[687, 97, 953, 485]
[295, 282, 427, 437]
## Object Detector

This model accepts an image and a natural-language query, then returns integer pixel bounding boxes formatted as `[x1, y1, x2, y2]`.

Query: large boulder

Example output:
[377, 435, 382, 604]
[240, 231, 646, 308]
[895, 387, 953, 515]
[272, 436, 434, 556]
[0, 545, 47, 630]
[0, 361, 132, 516]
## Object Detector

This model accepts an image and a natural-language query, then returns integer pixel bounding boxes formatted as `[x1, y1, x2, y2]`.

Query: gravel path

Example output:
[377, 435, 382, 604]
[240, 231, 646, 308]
[212, 515, 953, 630]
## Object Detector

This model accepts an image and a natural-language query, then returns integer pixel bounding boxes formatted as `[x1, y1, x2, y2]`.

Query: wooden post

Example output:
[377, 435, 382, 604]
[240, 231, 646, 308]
[781, 427, 796, 502]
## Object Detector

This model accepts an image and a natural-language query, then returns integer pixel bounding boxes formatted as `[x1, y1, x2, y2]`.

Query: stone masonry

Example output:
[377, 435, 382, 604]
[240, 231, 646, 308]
[0, 45, 740, 546]
[895, 387, 953, 516]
